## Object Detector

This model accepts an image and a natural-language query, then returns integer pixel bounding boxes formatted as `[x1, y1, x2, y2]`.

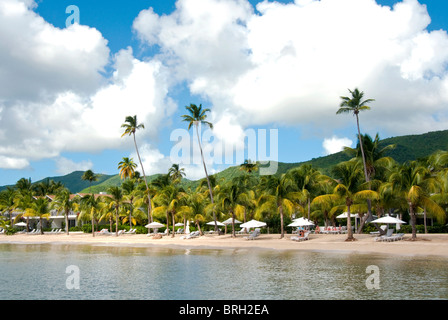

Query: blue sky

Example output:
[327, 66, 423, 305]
[1, 0, 448, 186]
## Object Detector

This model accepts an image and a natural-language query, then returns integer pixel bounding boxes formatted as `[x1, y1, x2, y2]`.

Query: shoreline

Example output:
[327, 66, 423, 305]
[1, 232, 448, 258]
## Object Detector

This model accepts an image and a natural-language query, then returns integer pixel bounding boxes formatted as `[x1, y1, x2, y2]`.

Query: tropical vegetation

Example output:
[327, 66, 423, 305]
[1, 93, 447, 241]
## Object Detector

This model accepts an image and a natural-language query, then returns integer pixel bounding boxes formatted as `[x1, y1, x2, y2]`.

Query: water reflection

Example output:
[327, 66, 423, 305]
[0, 243, 447, 300]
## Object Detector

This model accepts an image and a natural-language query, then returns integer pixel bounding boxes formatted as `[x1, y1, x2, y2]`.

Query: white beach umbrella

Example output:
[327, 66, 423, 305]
[174, 223, 184, 227]
[288, 217, 314, 227]
[185, 220, 190, 234]
[370, 215, 406, 231]
[336, 212, 360, 219]
[222, 218, 242, 225]
[240, 219, 267, 229]
[206, 221, 225, 226]
[370, 216, 406, 224]
[145, 222, 165, 229]
[14, 222, 27, 227]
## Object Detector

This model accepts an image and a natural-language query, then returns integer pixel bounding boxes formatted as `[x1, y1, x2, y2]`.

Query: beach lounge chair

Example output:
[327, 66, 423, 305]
[291, 231, 310, 242]
[375, 228, 394, 242]
[236, 228, 247, 234]
[96, 229, 110, 235]
[370, 225, 387, 236]
[244, 229, 260, 240]
[180, 231, 200, 239]
[0, 228, 4, 234]
[124, 228, 136, 234]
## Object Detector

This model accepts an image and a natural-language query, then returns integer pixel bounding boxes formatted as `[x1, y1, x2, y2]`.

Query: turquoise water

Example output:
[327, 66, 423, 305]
[0, 243, 447, 300]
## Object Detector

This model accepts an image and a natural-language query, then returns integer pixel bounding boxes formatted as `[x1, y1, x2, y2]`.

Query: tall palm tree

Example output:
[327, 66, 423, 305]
[121, 115, 153, 223]
[387, 161, 445, 240]
[181, 104, 217, 230]
[118, 157, 137, 180]
[51, 188, 79, 235]
[81, 170, 98, 195]
[337, 88, 374, 186]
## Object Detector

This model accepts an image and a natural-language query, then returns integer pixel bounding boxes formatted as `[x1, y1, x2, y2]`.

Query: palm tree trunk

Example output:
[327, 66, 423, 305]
[115, 208, 119, 236]
[172, 210, 175, 238]
[65, 212, 69, 235]
[231, 210, 236, 238]
[92, 217, 95, 237]
[133, 133, 152, 227]
[423, 207, 428, 234]
[307, 198, 311, 220]
[345, 203, 355, 241]
[195, 124, 217, 231]
[279, 204, 284, 239]
[409, 204, 417, 240]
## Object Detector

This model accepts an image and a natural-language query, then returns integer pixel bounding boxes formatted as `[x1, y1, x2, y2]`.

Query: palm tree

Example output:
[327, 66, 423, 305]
[289, 164, 332, 220]
[118, 157, 137, 180]
[121, 179, 138, 230]
[181, 104, 217, 230]
[387, 161, 445, 240]
[337, 88, 374, 186]
[51, 188, 79, 235]
[240, 159, 259, 174]
[314, 160, 379, 241]
[25, 197, 51, 235]
[0, 187, 18, 227]
[259, 174, 302, 239]
[168, 164, 186, 184]
[81, 170, 98, 195]
[121, 115, 153, 223]
[106, 186, 125, 236]
[179, 192, 208, 236]
[153, 185, 185, 238]
[218, 182, 246, 237]
[78, 194, 102, 237]
[344, 133, 396, 230]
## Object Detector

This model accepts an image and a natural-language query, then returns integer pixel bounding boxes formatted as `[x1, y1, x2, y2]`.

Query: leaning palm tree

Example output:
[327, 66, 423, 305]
[121, 115, 152, 223]
[181, 104, 217, 230]
[118, 157, 137, 180]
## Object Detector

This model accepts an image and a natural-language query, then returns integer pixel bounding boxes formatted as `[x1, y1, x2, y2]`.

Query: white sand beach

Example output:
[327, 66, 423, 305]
[1, 232, 448, 257]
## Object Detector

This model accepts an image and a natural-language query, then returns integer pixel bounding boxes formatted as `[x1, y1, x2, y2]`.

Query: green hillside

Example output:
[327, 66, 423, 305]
[2, 129, 447, 193]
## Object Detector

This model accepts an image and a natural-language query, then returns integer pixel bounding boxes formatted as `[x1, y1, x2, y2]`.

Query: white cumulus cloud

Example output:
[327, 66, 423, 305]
[322, 136, 353, 155]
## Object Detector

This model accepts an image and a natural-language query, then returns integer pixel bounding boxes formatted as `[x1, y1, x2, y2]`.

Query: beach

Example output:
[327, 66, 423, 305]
[1, 232, 448, 257]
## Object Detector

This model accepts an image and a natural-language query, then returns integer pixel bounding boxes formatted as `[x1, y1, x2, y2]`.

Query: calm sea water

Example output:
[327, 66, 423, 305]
[0, 243, 447, 300]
